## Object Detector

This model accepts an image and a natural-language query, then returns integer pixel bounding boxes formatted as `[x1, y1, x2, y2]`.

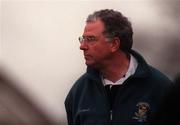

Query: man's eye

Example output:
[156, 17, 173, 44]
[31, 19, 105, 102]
[87, 37, 96, 41]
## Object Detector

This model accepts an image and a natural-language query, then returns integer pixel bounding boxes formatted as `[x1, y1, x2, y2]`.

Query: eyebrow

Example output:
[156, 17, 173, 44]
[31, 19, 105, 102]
[82, 35, 99, 39]
[83, 35, 95, 37]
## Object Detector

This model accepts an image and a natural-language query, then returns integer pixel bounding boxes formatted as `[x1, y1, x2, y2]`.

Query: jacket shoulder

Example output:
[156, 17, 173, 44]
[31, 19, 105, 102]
[148, 66, 172, 85]
[64, 73, 88, 104]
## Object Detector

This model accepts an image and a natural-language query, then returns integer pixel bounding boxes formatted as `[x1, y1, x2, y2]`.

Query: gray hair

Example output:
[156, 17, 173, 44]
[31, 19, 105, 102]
[86, 9, 133, 52]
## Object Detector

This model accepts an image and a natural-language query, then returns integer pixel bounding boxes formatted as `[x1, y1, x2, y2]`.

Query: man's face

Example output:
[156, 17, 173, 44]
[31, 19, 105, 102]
[80, 20, 113, 68]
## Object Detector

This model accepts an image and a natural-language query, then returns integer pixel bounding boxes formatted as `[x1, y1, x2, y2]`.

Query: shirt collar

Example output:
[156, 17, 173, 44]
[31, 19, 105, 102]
[102, 54, 138, 86]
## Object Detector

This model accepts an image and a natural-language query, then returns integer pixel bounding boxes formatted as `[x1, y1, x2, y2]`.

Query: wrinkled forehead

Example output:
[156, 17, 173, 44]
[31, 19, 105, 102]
[83, 20, 105, 36]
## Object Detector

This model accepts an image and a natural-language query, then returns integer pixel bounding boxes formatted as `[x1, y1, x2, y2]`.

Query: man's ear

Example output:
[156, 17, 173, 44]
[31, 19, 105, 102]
[111, 37, 120, 52]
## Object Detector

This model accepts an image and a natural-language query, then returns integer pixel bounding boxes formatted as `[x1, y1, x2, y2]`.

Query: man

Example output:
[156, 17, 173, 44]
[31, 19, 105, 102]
[65, 9, 172, 125]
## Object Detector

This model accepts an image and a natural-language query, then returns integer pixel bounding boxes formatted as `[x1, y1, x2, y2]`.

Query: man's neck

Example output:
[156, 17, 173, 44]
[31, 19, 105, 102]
[100, 52, 130, 83]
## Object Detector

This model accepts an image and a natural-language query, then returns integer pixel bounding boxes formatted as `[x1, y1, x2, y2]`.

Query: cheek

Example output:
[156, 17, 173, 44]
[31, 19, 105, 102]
[92, 43, 110, 51]
[91, 45, 104, 54]
[93, 46, 111, 59]
[89, 43, 111, 57]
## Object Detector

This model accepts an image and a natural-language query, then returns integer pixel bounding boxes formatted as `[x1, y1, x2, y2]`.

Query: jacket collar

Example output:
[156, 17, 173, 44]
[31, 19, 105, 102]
[129, 50, 151, 78]
[86, 66, 101, 81]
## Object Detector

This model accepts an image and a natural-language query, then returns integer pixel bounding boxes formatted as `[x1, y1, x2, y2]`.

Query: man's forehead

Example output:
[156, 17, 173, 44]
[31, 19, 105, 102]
[86, 19, 104, 27]
[84, 20, 105, 33]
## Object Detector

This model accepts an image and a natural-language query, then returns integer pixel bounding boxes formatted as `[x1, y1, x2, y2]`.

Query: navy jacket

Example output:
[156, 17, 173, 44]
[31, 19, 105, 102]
[65, 50, 172, 125]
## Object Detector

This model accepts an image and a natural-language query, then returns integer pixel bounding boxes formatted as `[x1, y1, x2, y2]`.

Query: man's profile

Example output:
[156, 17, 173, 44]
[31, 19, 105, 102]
[65, 9, 172, 125]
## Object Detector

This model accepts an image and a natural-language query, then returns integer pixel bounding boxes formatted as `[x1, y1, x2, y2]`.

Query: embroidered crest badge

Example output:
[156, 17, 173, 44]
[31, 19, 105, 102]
[132, 102, 150, 122]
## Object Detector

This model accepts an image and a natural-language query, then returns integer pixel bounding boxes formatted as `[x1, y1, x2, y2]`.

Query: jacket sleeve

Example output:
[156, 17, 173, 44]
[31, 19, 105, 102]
[65, 92, 73, 125]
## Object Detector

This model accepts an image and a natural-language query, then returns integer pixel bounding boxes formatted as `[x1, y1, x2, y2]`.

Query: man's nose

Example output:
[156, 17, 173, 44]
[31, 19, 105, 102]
[80, 42, 88, 50]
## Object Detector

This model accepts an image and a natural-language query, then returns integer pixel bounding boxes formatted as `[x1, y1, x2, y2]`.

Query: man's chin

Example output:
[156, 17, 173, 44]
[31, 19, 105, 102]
[85, 61, 100, 69]
[85, 62, 92, 66]
[85, 60, 94, 66]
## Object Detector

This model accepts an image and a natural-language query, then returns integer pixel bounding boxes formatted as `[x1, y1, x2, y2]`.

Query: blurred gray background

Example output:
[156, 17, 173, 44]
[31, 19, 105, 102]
[0, 0, 180, 125]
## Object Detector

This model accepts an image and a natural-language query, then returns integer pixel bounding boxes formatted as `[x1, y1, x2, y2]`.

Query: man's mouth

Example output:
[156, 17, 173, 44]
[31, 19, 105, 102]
[84, 54, 91, 59]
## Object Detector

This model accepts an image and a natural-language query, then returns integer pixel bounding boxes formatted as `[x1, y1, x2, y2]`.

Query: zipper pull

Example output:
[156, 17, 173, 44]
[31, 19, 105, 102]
[110, 110, 112, 121]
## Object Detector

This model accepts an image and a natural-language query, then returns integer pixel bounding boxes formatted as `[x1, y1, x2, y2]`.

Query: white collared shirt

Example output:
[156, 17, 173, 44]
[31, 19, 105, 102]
[102, 54, 138, 86]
